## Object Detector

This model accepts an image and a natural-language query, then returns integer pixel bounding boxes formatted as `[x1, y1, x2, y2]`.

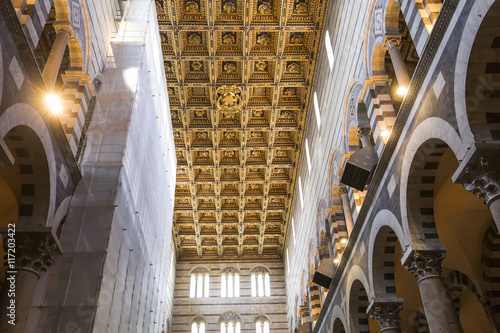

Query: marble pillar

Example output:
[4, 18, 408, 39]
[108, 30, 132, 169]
[383, 36, 411, 90]
[454, 150, 500, 232]
[0, 228, 62, 333]
[404, 250, 463, 333]
[338, 187, 354, 236]
[357, 127, 372, 148]
[368, 300, 404, 333]
[42, 29, 70, 89]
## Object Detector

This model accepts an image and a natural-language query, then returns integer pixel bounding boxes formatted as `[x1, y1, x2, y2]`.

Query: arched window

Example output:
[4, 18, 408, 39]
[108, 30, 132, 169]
[191, 316, 206, 333]
[313, 92, 321, 131]
[219, 313, 242, 333]
[325, 30, 334, 71]
[251, 267, 271, 297]
[221, 267, 240, 298]
[255, 315, 271, 333]
[190, 268, 210, 298]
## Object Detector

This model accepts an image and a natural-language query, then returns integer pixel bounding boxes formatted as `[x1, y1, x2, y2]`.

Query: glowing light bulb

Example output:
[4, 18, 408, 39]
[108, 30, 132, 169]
[45, 94, 63, 115]
[340, 238, 347, 244]
[397, 86, 408, 96]
[381, 130, 390, 137]
[333, 258, 339, 264]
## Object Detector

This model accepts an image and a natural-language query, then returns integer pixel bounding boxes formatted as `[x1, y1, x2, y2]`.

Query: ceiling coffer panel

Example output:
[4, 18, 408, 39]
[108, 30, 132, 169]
[156, 0, 329, 261]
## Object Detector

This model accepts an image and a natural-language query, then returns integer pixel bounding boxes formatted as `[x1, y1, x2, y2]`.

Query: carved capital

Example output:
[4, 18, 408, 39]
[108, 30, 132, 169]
[454, 150, 500, 206]
[357, 127, 371, 139]
[298, 304, 310, 318]
[368, 301, 403, 329]
[403, 250, 445, 280]
[1, 227, 62, 277]
[382, 35, 401, 51]
[338, 186, 348, 196]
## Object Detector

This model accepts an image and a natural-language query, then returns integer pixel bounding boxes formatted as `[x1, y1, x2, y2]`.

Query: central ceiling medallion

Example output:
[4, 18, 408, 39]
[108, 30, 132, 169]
[216, 85, 243, 112]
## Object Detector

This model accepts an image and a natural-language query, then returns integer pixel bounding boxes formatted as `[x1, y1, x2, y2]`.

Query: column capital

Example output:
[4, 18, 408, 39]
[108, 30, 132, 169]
[453, 149, 500, 207]
[367, 300, 403, 330]
[357, 127, 371, 139]
[298, 304, 310, 318]
[338, 186, 348, 195]
[382, 35, 402, 51]
[403, 250, 445, 280]
[1, 227, 62, 277]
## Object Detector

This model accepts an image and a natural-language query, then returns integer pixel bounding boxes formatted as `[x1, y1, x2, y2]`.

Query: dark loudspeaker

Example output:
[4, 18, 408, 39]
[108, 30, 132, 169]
[340, 146, 378, 191]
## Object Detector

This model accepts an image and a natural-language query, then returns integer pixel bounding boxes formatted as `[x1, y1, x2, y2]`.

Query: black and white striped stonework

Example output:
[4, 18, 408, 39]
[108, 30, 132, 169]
[445, 269, 483, 318]
[399, 0, 430, 56]
[465, 0, 500, 144]
[349, 281, 370, 333]
[482, 224, 500, 326]
[22, 0, 53, 51]
[5, 127, 50, 227]
[406, 139, 448, 246]
[362, 81, 395, 157]
[309, 283, 322, 322]
[372, 228, 398, 298]
[329, 208, 348, 257]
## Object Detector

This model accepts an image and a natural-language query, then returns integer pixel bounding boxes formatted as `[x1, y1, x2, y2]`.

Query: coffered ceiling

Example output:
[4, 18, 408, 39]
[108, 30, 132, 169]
[155, 0, 328, 261]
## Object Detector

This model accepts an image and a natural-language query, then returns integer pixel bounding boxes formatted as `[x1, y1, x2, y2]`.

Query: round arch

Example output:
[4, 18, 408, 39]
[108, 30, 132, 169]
[52, 0, 85, 71]
[367, 209, 407, 296]
[363, 0, 385, 78]
[454, 0, 498, 148]
[0, 104, 57, 226]
[347, 277, 372, 333]
[399, 117, 467, 245]
[346, 265, 372, 303]
[327, 303, 348, 333]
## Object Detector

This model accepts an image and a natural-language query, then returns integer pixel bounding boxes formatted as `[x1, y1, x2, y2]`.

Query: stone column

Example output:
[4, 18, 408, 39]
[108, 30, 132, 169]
[338, 187, 354, 236]
[453, 150, 500, 231]
[42, 29, 71, 89]
[0, 228, 62, 333]
[357, 127, 372, 148]
[403, 250, 463, 333]
[383, 36, 411, 90]
[367, 301, 404, 333]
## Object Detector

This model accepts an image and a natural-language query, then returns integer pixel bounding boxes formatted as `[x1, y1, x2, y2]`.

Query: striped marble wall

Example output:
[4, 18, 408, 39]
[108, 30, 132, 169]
[172, 260, 288, 332]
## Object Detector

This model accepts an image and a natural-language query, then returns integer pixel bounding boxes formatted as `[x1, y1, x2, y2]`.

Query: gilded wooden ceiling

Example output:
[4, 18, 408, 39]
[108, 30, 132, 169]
[156, 0, 328, 261]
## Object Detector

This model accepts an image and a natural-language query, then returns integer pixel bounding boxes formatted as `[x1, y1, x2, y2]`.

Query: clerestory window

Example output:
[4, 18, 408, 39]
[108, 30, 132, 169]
[191, 316, 206, 333]
[250, 267, 271, 297]
[220, 313, 242, 333]
[255, 316, 271, 333]
[190, 268, 210, 298]
[221, 267, 240, 298]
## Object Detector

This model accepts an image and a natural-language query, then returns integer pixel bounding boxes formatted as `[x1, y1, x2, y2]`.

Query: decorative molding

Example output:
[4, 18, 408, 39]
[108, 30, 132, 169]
[1, 227, 62, 278]
[219, 312, 242, 324]
[403, 250, 445, 280]
[382, 35, 402, 52]
[454, 149, 500, 206]
[338, 186, 348, 196]
[368, 301, 403, 330]
[357, 127, 371, 139]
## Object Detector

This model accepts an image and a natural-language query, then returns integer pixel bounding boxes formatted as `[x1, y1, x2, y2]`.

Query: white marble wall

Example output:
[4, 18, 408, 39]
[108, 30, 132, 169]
[283, 0, 371, 328]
